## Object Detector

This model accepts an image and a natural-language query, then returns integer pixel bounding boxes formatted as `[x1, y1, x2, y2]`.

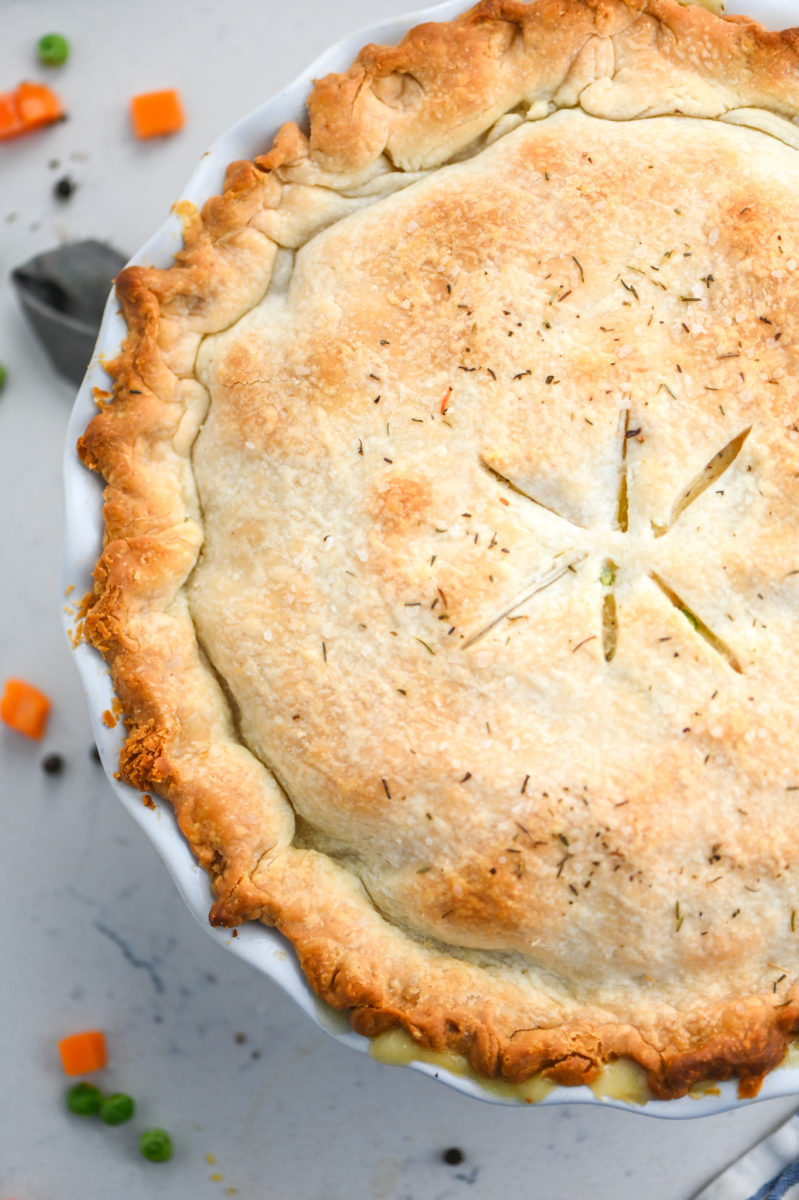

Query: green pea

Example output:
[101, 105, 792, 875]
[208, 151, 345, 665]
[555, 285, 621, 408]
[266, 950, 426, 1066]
[37, 33, 70, 67]
[66, 1081, 103, 1116]
[139, 1128, 173, 1162]
[0, 363, 7, 392]
[99, 1092, 135, 1125]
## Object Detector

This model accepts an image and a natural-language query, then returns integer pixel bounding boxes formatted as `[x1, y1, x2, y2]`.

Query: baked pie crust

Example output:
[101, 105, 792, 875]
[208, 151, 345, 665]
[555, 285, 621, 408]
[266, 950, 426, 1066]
[78, 0, 799, 1099]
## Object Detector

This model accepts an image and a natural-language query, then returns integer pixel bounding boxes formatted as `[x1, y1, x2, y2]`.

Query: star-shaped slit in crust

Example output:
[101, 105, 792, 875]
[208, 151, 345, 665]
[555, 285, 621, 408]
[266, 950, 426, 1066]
[464, 417, 752, 672]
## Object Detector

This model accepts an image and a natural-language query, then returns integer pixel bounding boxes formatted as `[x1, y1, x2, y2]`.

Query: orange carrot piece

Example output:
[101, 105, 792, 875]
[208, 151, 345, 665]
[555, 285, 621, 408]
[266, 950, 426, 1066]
[0, 678, 51, 739]
[0, 81, 63, 140]
[130, 88, 184, 139]
[58, 1030, 107, 1076]
[0, 91, 18, 138]
[15, 81, 63, 128]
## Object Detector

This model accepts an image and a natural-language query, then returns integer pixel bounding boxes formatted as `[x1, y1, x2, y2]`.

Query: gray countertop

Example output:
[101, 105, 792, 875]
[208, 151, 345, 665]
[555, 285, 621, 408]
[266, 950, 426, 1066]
[1, 1, 797, 1195]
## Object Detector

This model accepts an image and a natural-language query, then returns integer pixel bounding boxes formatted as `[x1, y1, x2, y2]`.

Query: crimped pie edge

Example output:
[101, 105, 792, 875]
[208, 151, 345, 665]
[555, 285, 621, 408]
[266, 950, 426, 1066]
[77, 0, 799, 1099]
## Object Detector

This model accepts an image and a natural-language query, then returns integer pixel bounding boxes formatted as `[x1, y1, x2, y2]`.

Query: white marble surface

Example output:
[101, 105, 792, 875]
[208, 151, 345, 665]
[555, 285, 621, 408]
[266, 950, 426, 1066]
[2, 1, 799, 1196]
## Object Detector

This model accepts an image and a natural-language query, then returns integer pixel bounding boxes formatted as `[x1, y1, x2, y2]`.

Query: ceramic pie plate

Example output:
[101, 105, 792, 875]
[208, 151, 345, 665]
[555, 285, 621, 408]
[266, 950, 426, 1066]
[62, 0, 799, 1116]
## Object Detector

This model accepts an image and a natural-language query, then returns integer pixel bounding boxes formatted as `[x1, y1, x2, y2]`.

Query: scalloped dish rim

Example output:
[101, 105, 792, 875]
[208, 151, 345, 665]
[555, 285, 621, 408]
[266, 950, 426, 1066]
[61, 0, 799, 1117]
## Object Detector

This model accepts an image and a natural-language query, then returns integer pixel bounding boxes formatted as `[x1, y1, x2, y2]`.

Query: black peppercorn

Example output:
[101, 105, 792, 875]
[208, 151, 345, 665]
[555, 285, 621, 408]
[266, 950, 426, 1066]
[54, 176, 76, 201]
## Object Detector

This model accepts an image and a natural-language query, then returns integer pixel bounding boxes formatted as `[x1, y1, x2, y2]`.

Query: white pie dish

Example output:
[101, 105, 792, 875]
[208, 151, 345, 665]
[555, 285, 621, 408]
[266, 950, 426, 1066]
[62, 0, 799, 1116]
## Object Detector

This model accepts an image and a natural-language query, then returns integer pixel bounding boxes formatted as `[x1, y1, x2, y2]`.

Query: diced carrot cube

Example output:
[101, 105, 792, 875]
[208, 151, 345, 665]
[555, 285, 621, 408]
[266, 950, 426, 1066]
[15, 81, 63, 128]
[58, 1030, 108, 1076]
[0, 678, 51, 739]
[0, 82, 63, 140]
[0, 91, 21, 138]
[130, 89, 184, 139]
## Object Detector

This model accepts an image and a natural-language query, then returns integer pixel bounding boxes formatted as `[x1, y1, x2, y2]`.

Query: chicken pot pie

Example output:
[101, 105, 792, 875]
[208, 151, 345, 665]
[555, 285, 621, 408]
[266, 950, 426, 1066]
[78, 0, 799, 1100]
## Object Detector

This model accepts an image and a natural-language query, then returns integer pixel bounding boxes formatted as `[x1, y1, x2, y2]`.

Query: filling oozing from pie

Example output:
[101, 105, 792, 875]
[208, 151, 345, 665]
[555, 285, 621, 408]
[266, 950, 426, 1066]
[188, 109, 799, 1010]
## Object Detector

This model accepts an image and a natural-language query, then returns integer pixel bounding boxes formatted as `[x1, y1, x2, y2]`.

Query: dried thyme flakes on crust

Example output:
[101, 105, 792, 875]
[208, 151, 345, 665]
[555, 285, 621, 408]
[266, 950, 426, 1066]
[78, 0, 799, 1100]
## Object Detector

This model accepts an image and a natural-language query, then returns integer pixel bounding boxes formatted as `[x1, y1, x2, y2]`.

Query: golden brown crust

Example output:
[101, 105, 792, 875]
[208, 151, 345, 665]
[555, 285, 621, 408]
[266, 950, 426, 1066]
[78, 0, 799, 1099]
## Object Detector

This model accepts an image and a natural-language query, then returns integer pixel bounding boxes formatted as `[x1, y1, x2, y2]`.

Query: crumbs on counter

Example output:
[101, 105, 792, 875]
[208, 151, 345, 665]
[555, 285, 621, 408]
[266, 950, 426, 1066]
[442, 1147, 465, 1165]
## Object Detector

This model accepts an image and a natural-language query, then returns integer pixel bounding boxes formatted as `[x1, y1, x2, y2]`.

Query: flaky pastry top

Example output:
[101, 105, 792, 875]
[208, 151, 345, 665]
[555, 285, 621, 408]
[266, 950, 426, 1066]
[79, 0, 799, 1098]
